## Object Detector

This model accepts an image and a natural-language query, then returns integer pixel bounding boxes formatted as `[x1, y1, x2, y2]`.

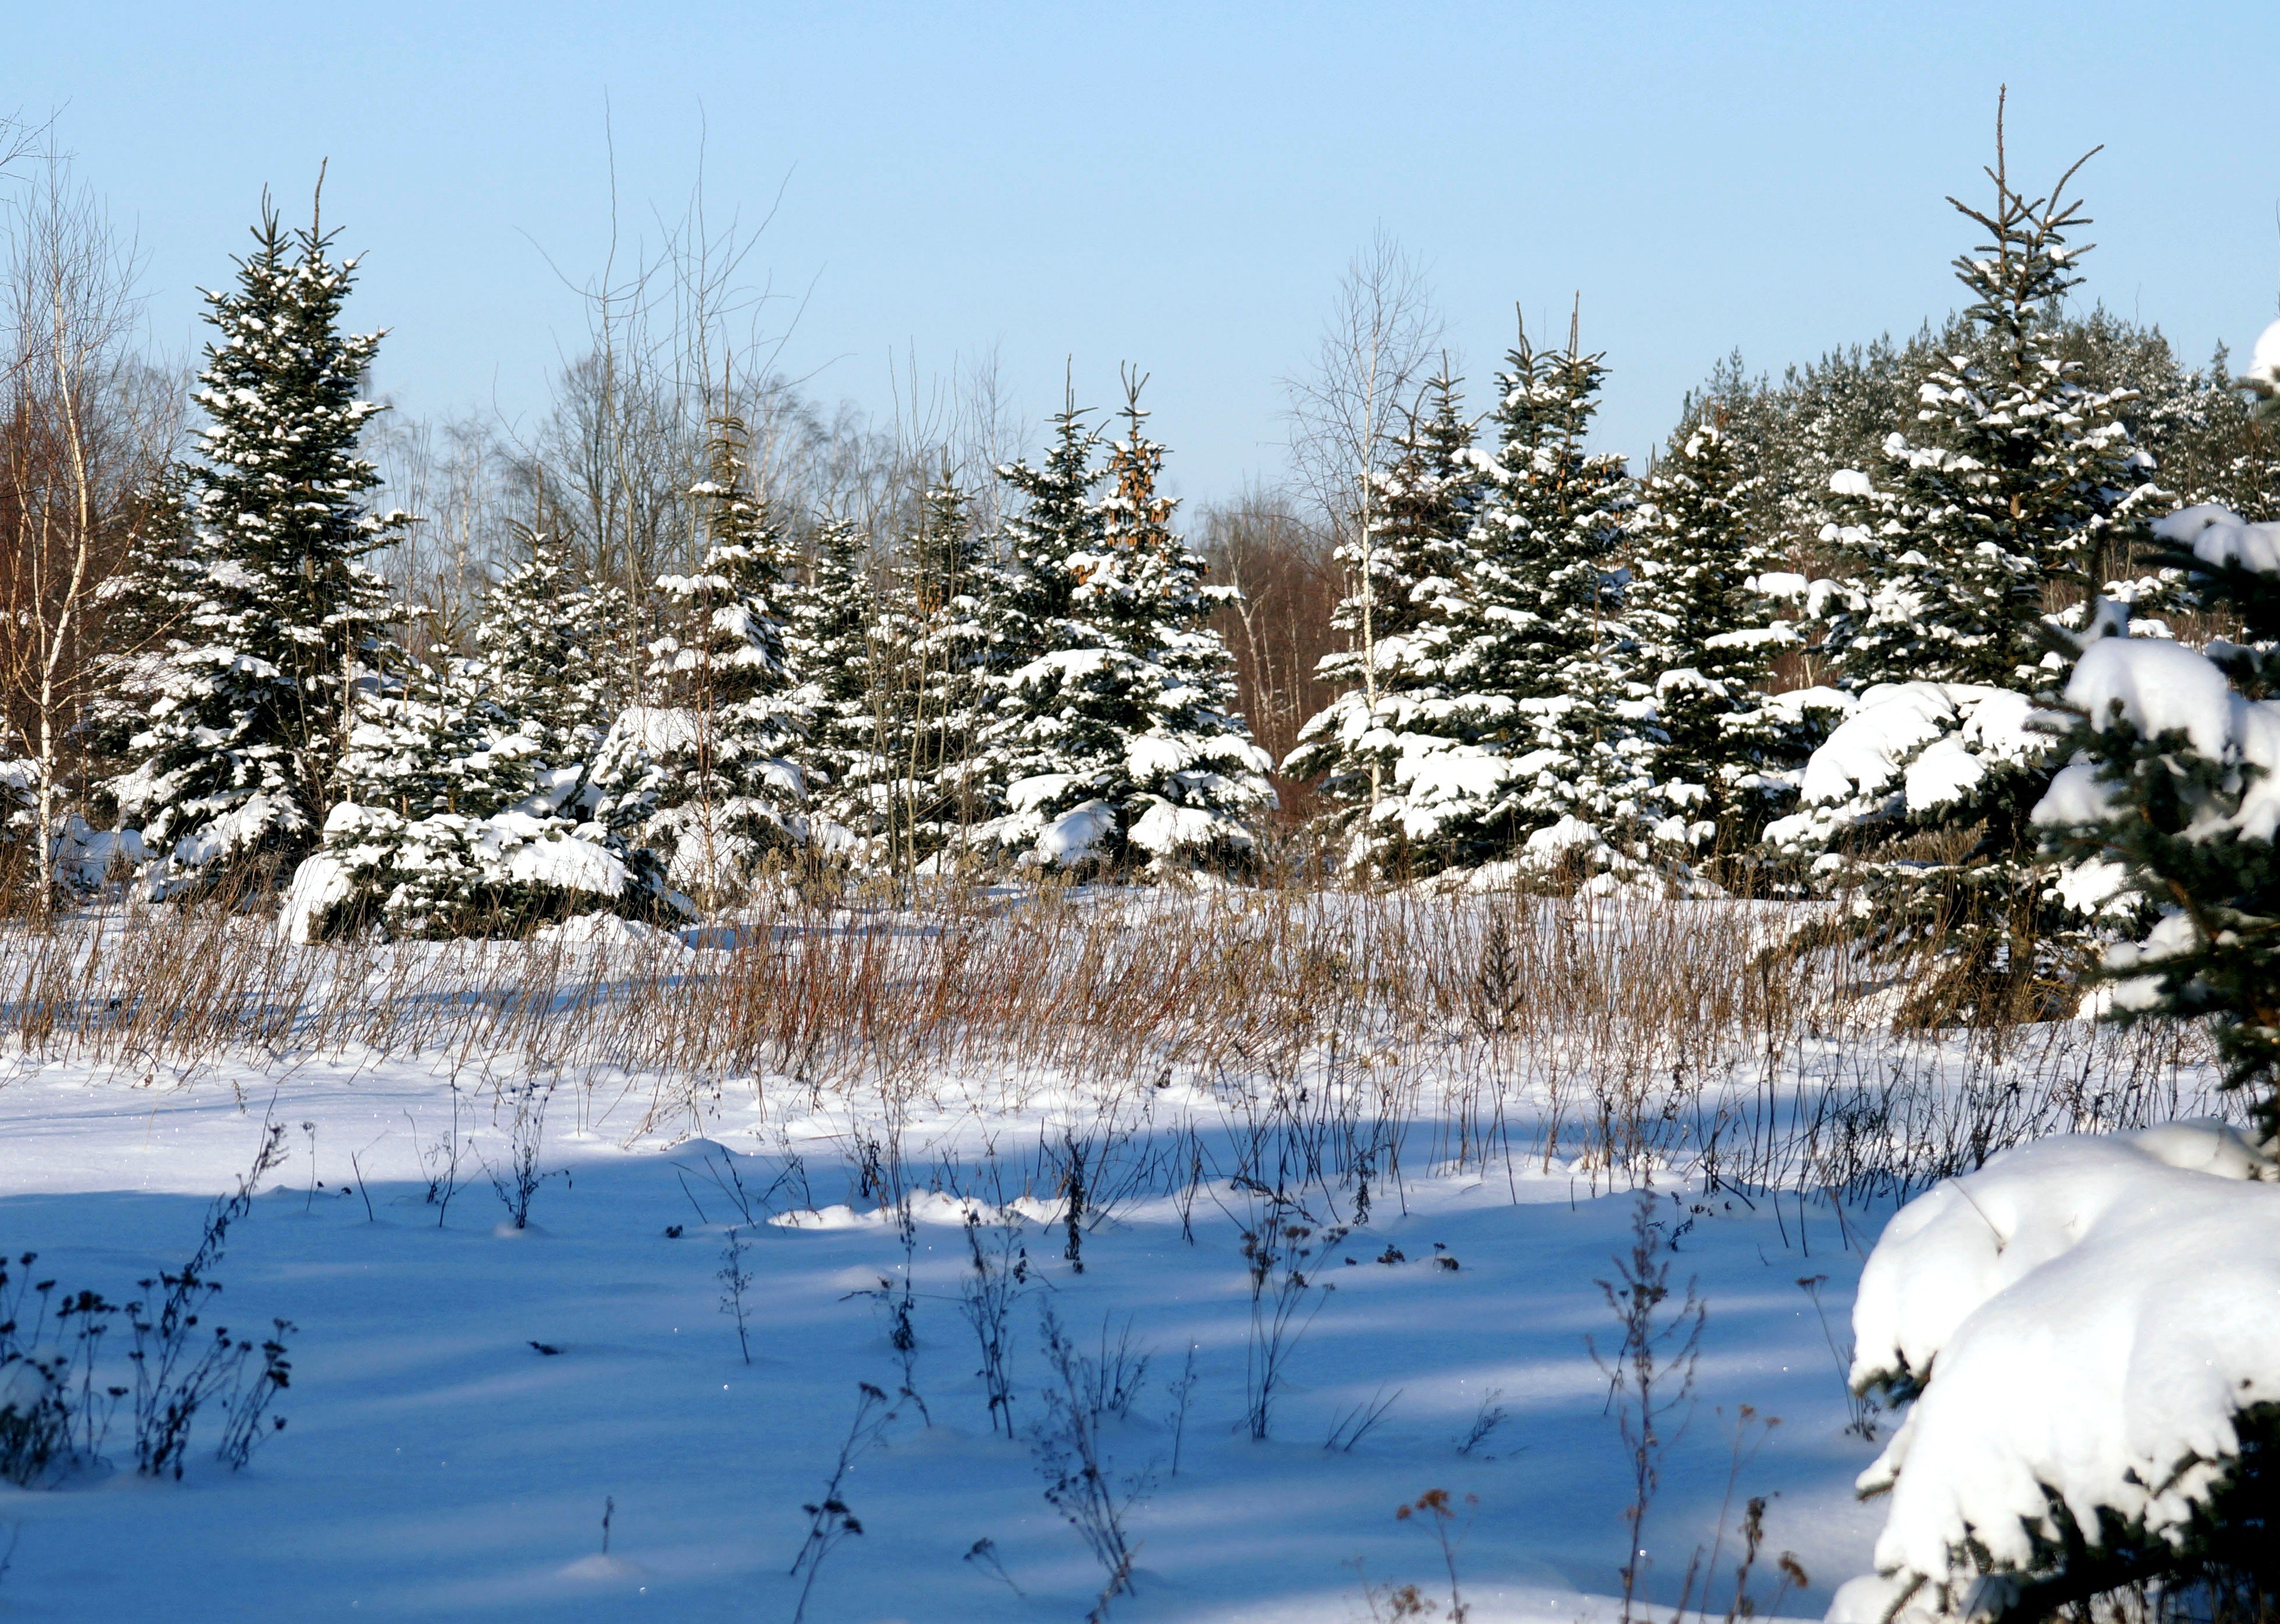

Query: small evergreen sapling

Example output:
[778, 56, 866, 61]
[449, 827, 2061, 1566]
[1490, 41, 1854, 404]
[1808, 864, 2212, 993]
[294, 630, 674, 942]
[473, 529, 631, 771]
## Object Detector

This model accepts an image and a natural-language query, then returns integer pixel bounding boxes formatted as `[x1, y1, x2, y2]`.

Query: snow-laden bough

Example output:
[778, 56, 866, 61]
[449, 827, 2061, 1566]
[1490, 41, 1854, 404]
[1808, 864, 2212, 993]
[1828, 1122, 2280, 1624]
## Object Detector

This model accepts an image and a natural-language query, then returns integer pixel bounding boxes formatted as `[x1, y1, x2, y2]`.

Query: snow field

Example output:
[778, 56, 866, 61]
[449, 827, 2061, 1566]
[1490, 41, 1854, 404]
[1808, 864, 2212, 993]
[0, 889, 2247, 1620]
[0, 1056, 1896, 1622]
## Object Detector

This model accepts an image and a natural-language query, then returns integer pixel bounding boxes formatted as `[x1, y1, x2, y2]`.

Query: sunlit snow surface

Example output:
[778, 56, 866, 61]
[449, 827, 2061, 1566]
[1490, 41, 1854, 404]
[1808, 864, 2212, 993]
[0, 1045, 1892, 1621]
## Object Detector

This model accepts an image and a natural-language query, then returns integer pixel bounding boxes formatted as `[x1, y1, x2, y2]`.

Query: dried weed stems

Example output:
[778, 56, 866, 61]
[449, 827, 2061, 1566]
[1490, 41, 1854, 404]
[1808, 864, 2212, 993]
[0, 882, 2227, 1222]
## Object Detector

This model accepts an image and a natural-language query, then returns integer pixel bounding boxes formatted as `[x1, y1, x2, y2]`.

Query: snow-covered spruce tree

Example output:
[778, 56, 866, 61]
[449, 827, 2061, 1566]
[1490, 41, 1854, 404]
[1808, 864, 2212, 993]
[879, 471, 997, 872]
[283, 529, 667, 942]
[1838, 450, 2280, 1619]
[117, 199, 405, 892]
[1767, 112, 2156, 1022]
[2164, 334, 2280, 519]
[1374, 322, 1661, 877]
[1767, 336, 1920, 568]
[1284, 370, 1482, 867]
[2035, 383, 2280, 1139]
[1089, 380, 1275, 865]
[82, 467, 199, 818]
[589, 412, 812, 904]
[782, 515, 879, 855]
[1817, 144, 2144, 691]
[291, 644, 672, 942]
[982, 380, 1272, 869]
[472, 529, 633, 771]
[1628, 415, 1821, 853]
[970, 397, 1106, 850]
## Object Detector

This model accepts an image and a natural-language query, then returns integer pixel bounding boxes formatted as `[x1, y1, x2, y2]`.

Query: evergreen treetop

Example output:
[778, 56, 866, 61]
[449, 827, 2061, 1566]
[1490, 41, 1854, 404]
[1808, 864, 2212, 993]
[473, 528, 630, 769]
[1819, 101, 2151, 692]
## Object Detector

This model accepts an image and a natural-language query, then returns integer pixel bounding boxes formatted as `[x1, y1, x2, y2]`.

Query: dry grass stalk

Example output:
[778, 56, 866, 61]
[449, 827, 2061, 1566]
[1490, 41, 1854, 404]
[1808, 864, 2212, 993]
[0, 877, 2223, 1212]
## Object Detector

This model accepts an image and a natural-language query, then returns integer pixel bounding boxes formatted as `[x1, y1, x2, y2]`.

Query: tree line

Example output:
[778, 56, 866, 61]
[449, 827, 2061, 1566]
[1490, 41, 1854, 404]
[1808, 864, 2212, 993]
[5, 111, 2276, 946]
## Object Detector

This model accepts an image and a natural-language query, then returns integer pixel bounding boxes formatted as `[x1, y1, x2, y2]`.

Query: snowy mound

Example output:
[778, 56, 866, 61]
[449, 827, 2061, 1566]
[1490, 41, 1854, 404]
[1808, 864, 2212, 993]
[1831, 1123, 2280, 1624]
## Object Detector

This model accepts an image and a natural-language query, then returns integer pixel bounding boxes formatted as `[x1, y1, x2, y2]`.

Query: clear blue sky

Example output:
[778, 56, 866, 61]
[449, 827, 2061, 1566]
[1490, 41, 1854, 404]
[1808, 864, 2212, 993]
[13, 3, 2280, 508]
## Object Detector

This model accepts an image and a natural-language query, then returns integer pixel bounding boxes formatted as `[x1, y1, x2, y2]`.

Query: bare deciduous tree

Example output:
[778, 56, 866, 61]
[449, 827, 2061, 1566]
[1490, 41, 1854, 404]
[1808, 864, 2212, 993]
[1197, 488, 1341, 812]
[0, 148, 176, 907]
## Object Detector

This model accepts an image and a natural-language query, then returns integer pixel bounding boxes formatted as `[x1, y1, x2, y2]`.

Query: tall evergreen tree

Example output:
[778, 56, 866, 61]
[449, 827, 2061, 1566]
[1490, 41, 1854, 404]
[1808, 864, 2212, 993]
[882, 471, 997, 870]
[980, 381, 1271, 868]
[1372, 323, 1659, 873]
[782, 516, 879, 853]
[972, 395, 1107, 840]
[1285, 371, 1482, 860]
[1628, 417, 1809, 848]
[1088, 381, 1275, 864]
[117, 197, 406, 888]
[1769, 109, 2159, 1022]
[589, 412, 811, 902]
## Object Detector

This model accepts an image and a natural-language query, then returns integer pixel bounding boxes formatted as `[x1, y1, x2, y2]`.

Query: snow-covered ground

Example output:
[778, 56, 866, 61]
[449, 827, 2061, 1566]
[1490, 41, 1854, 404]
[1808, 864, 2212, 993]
[0, 1056, 1897, 1622]
[0, 895, 2237, 1621]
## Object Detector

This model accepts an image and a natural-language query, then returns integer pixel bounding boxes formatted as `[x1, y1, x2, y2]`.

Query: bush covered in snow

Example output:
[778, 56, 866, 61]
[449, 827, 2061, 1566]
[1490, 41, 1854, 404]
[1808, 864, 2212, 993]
[282, 797, 678, 945]
[286, 655, 676, 942]
[1830, 1123, 2279, 1624]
